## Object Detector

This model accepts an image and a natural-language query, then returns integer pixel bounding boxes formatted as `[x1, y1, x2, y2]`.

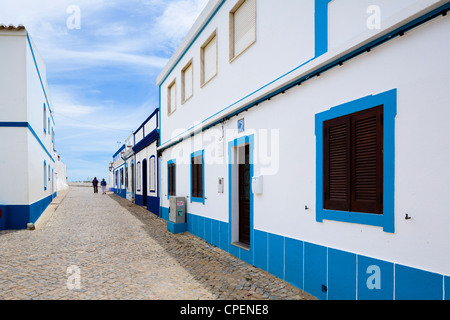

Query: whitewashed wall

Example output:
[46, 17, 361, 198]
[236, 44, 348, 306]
[158, 0, 450, 278]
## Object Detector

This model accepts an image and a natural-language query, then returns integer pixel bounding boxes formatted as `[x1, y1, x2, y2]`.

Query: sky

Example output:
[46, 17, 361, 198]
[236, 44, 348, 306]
[0, 0, 209, 182]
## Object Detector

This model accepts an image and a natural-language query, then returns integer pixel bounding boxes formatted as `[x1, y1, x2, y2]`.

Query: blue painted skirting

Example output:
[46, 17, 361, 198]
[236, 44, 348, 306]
[135, 194, 160, 217]
[114, 188, 126, 199]
[0, 193, 56, 230]
[160, 207, 449, 300]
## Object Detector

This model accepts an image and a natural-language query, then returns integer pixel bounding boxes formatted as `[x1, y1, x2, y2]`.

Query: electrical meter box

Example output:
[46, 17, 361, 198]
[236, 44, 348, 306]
[169, 197, 186, 224]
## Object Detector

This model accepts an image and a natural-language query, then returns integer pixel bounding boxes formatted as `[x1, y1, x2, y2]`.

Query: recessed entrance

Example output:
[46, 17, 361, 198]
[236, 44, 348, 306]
[142, 159, 148, 207]
[230, 137, 253, 250]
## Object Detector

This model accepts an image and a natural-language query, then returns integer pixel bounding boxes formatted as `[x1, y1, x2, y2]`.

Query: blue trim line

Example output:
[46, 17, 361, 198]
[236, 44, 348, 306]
[315, 0, 332, 57]
[132, 129, 159, 153]
[158, 0, 227, 87]
[164, 208, 449, 300]
[113, 144, 126, 158]
[0, 122, 54, 163]
[158, 3, 449, 152]
[190, 150, 205, 204]
[26, 32, 55, 126]
[315, 89, 397, 233]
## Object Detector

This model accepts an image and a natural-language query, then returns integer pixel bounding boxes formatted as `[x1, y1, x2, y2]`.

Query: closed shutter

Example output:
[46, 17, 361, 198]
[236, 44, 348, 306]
[351, 106, 383, 214]
[168, 82, 176, 114]
[168, 163, 175, 196]
[150, 157, 155, 191]
[203, 35, 217, 84]
[183, 63, 193, 101]
[192, 155, 203, 198]
[323, 116, 351, 211]
[323, 105, 384, 214]
[233, 0, 256, 57]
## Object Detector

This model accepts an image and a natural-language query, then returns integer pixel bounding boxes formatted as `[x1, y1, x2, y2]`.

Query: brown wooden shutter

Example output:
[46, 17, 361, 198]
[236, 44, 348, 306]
[192, 157, 198, 198]
[351, 106, 383, 214]
[323, 116, 351, 211]
[192, 155, 203, 198]
[168, 163, 175, 196]
[197, 156, 203, 198]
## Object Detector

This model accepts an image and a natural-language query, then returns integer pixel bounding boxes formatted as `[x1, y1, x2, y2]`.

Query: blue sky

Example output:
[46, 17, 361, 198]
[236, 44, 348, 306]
[0, 0, 208, 181]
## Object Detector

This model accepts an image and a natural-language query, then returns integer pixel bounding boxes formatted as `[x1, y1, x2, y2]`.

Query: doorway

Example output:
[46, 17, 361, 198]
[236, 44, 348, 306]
[230, 135, 253, 250]
[142, 159, 148, 207]
[238, 144, 251, 245]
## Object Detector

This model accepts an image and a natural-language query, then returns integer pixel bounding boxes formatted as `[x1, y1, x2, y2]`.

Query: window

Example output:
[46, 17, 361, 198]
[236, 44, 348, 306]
[323, 106, 383, 214]
[44, 160, 47, 190]
[191, 151, 204, 203]
[315, 89, 397, 233]
[230, 0, 256, 61]
[137, 162, 141, 191]
[182, 60, 193, 103]
[150, 156, 156, 192]
[120, 168, 124, 186]
[125, 165, 128, 189]
[201, 31, 217, 86]
[43, 104, 47, 134]
[168, 160, 176, 197]
[167, 80, 177, 115]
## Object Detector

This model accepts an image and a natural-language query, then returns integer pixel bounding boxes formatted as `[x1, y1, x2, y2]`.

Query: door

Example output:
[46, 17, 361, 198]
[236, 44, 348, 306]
[238, 144, 251, 245]
[142, 159, 148, 207]
[131, 162, 135, 201]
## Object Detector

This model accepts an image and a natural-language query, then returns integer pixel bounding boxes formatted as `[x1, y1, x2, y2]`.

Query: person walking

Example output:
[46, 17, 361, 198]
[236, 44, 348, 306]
[101, 178, 107, 194]
[92, 177, 99, 193]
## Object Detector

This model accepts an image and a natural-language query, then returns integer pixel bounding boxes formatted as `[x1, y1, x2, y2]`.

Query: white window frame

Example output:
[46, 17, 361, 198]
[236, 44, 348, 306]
[181, 59, 194, 104]
[167, 79, 177, 116]
[229, 0, 256, 62]
[200, 30, 218, 87]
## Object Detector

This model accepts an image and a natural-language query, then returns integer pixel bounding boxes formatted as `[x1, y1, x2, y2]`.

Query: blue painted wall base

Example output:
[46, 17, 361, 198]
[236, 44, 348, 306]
[160, 207, 449, 300]
[0, 193, 55, 230]
[167, 221, 187, 234]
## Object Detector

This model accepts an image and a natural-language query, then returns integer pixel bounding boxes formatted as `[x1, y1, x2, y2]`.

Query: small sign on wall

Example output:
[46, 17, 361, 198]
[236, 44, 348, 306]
[238, 118, 245, 133]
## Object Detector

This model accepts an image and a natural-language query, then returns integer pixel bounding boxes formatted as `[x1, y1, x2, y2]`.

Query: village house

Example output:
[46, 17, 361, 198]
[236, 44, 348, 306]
[154, 0, 450, 300]
[0, 25, 66, 230]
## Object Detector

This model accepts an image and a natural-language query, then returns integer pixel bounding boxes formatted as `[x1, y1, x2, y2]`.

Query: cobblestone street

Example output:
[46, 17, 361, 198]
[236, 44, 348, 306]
[0, 185, 315, 300]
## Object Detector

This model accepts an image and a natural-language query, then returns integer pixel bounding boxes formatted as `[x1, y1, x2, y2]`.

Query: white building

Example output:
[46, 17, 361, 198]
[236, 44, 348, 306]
[133, 108, 159, 215]
[111, 144, 126, 198]
[156, 0, 450, 300]
[0, 26, 61, 230]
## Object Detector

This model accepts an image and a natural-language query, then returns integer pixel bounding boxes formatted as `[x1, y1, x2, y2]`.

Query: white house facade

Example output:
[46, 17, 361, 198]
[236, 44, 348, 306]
[0, 26, 60, 230]
[155, 0, 450, 300]
[133, 108, 160, 215]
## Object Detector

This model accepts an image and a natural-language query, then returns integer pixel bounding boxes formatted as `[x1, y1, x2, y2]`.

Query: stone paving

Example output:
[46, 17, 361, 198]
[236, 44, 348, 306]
[0, 185, 315, 300]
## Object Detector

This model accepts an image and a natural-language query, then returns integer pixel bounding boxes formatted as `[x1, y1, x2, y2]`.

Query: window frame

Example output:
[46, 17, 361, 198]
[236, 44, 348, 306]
[136, 162, 142, 191]
[315, 89, 397, 233]
[44, 160, 47, 190]
[43, 103, 47, 134]
[149, 155, 156, 193]
[200, 30, 218, 87]
[229, 0, 257, 62]
[167, 159, 176, 199]
[167, 79, 177, 116]
[190, 150, 205, 204]
[181, 59, 194, 104]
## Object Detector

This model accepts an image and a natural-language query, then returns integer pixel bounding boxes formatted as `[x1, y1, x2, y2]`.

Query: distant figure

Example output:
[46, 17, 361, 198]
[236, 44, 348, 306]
[101, 178, 107, 194]
[92, 177, 99, 193]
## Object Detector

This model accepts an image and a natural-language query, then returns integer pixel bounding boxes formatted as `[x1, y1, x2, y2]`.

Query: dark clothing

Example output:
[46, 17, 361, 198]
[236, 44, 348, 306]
[92, 178, 99, 193]
[101, 180, 107, 186]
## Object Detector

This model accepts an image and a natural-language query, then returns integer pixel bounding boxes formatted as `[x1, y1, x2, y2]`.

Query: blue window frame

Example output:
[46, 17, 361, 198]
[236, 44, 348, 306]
[44, 160, 47, 190]
[315, 89, 397, 233]
[43, 103, 47, 134]
[190, 150, 205, 204]
[167, 159, 176, 199]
